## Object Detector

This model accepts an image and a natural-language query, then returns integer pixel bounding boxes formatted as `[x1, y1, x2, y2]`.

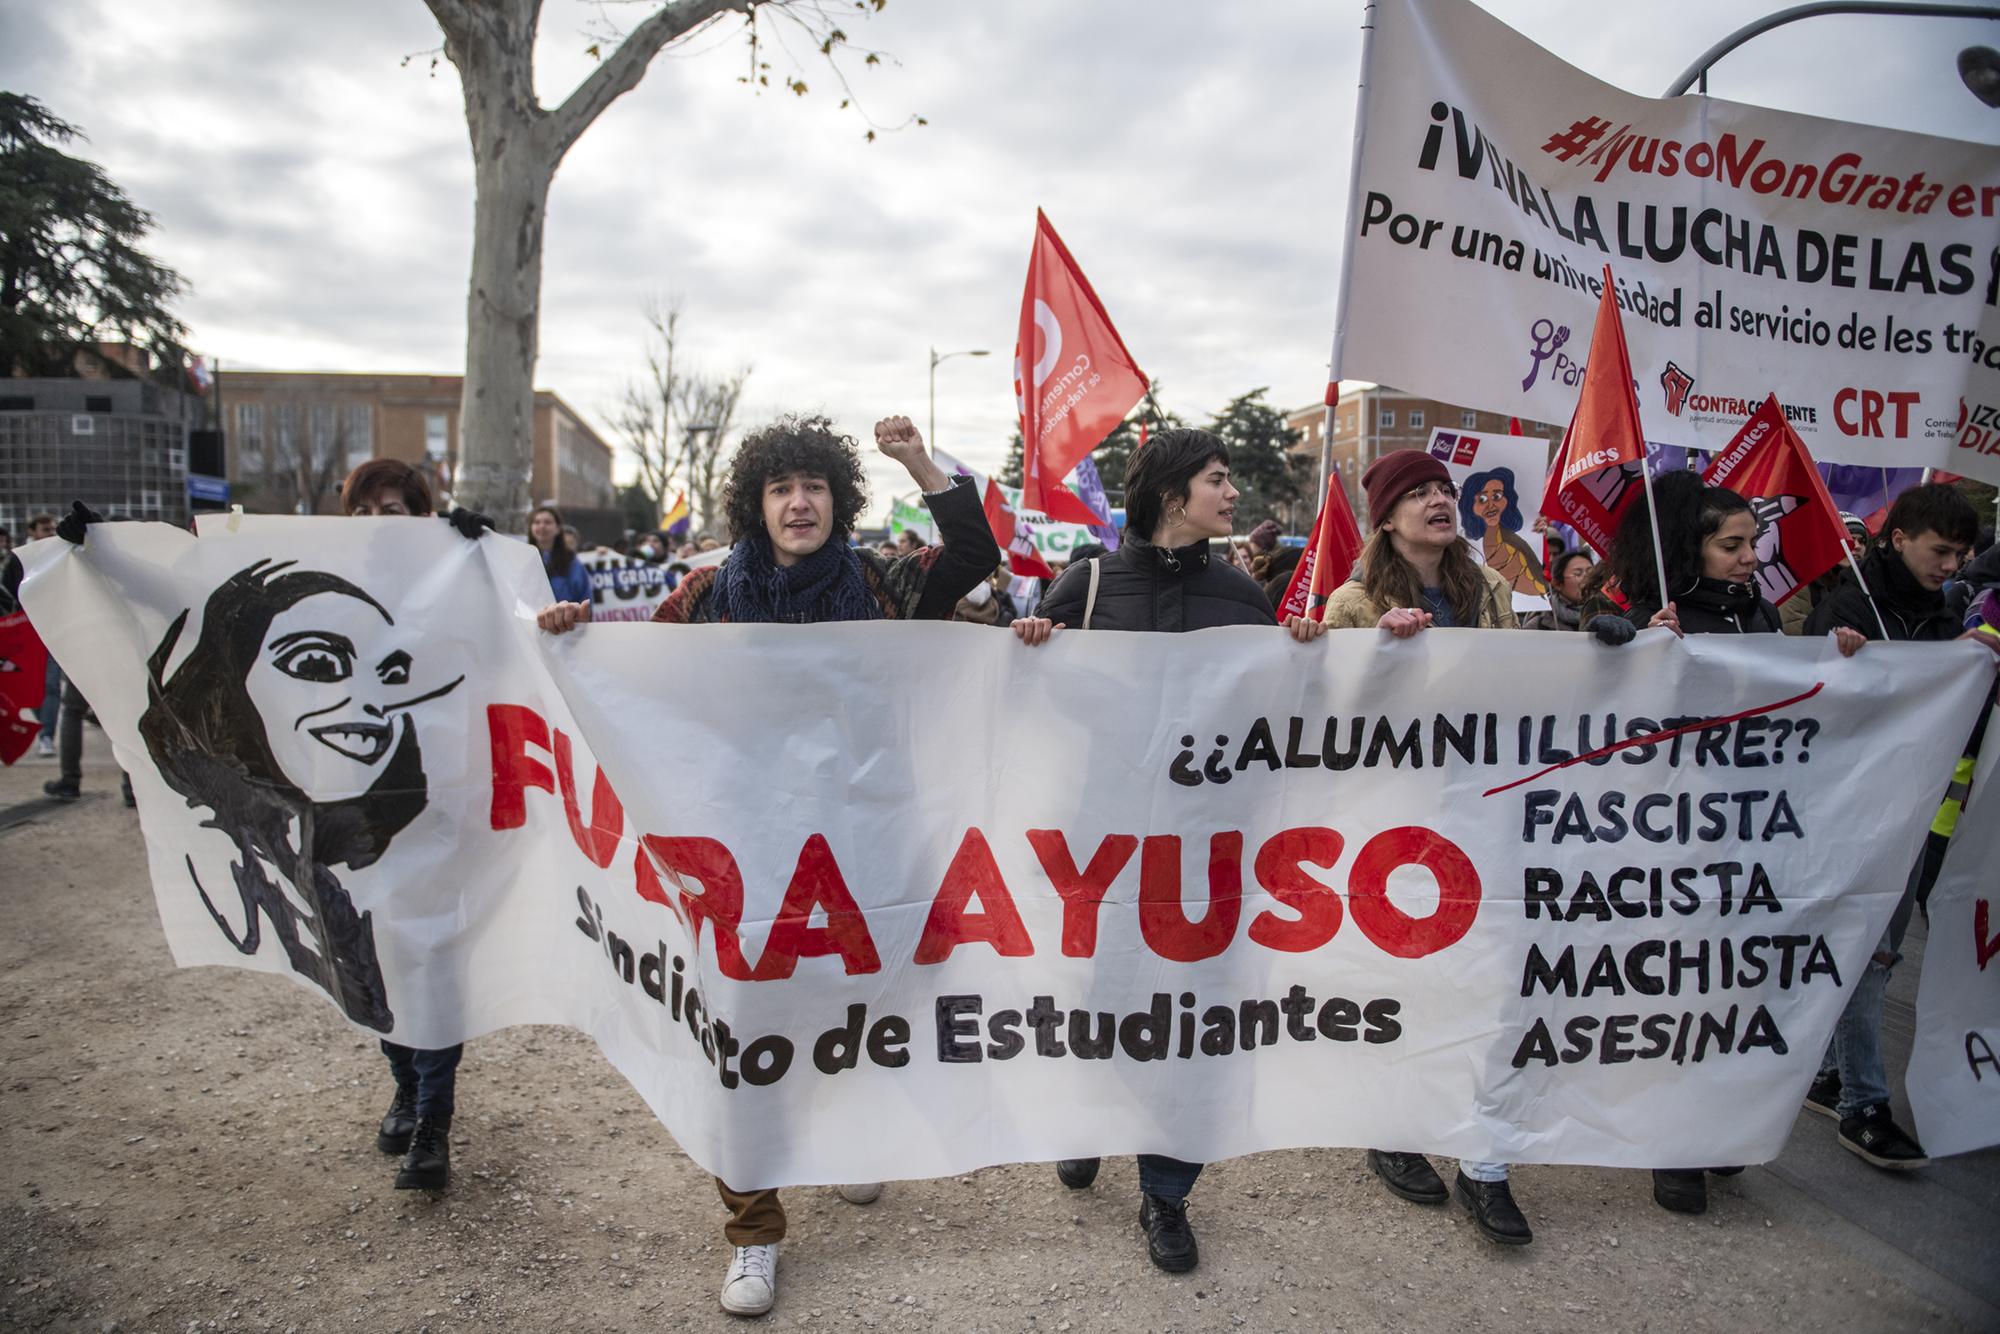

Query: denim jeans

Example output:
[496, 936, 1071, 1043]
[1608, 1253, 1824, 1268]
[39, 660, 61, 742]
[380, 1041, 464, 1121]
[1137, 1154, 1203, 1200]
[1459, 1159, 1509, 1183]
[57, 678, 84, 786]
[1818, 854, 1923, 1117]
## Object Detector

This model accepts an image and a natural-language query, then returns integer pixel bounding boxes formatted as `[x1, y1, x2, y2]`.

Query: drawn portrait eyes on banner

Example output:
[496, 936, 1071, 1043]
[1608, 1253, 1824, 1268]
[137, 559, 465, 1033]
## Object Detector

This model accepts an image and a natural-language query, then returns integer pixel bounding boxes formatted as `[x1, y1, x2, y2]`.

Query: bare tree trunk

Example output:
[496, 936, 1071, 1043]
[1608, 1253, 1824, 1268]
[424, 0, 756, 526]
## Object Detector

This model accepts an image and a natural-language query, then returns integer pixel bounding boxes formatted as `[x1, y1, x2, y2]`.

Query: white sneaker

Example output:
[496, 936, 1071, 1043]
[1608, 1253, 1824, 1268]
[835, 1182, 883, 1205]
[720, 1242, 778, 1316]
[36, 737, 54, 758]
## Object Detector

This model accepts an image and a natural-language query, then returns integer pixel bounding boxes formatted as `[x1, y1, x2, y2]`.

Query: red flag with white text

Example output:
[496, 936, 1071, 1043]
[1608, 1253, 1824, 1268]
[1540, 267, 1649, 554]
[935, 449, 1055, 579]
[0, 612, 49, 765]
[1278, 471, 1365, 623]
[1701, 396, 1850, 605]
[1015, 210, 1148, 522]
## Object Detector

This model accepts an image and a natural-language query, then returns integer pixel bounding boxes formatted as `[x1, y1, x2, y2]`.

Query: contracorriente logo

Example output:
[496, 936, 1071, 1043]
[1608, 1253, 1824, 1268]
[1661, 362, 1694, 417]
[1522, 319, 1570, 392]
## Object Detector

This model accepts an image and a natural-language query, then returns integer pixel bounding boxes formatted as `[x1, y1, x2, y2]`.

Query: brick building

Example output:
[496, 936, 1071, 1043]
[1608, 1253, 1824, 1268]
[215, 371, 616, 516]
[1286, 387, 1562, 519]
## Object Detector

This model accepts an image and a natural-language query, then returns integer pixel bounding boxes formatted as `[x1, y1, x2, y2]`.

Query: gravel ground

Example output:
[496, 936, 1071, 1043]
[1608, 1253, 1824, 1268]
[0, 753, 1970, 1333]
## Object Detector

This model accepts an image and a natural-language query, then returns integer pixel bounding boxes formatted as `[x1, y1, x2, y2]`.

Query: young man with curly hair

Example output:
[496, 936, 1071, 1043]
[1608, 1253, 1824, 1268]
[536, 412, 999, 1316]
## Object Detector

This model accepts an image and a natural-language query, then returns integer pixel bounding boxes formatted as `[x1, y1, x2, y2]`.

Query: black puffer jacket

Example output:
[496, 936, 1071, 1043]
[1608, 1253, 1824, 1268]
[1040, 538, 1274, 632]
[1624, 576, 1780, 635]
[1804, 545, 1957, 642]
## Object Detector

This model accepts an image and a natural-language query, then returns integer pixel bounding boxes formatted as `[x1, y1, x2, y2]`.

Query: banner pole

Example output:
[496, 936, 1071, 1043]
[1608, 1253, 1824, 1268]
[1327, 0, 1379, 388]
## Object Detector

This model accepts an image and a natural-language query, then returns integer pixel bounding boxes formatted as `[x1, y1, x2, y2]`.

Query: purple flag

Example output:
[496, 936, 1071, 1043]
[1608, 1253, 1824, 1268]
[1070, 456, 1121, 552]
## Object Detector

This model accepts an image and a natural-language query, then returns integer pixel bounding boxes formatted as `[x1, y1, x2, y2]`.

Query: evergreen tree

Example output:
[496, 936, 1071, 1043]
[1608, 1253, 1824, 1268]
[0, 94, 188, 378]
[1205, 388, 1308, 530]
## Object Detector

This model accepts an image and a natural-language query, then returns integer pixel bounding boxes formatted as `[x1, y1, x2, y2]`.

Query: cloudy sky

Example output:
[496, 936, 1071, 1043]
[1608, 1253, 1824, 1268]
[5, 0, 1997, 518]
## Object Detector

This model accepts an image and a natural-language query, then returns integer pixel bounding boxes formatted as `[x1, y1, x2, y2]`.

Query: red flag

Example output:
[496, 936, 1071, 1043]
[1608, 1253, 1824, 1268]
[1015, 210, 1147, 518]
[1507, 417, 1524, 436]
[0, 612, 49, 766]
[1540, 266, 1649, 554]
[936, 450, 1055, 579]
[1702, 396, 1850, 605]
[1277, 471, 1365, 623]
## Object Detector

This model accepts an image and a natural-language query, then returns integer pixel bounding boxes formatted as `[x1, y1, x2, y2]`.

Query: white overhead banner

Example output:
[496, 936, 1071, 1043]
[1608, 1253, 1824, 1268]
[19, 520, 1997, 1186]
[1908, 722, 2000, 1158]
[1334, 0, 2000, 483]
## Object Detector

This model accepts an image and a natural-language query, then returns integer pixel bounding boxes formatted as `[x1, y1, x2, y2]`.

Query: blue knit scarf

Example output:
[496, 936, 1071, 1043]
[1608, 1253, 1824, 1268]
[710, 532, 882, 624]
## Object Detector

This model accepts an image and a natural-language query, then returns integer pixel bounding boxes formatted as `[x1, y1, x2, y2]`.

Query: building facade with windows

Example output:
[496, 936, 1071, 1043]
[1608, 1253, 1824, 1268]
[215, 371, 616, 515]
[0, 375, 199, 531]
[1286, 388, 1562, 520]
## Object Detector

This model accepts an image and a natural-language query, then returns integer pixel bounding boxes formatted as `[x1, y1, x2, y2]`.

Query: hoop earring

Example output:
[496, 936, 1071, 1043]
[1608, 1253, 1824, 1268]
[1164, 505, 1188, 528]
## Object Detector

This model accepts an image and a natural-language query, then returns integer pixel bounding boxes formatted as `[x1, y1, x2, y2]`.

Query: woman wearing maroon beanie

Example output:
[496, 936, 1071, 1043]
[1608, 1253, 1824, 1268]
[1320, 448, 1535, 1244]
[1321, 449, 1515, 634]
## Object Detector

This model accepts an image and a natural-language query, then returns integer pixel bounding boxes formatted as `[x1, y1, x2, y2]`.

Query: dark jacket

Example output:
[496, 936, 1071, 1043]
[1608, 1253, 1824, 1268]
[1625, 577, 1780, 635]
[653, 475, 999, 624]
[1804, 545, 1957, 642]
[1040, 538, 1274, 632]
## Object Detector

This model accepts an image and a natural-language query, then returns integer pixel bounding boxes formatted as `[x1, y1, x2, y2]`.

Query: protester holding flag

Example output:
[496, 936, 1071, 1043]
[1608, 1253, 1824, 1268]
[1802, 482, 1981, 1175]
[333, 459, 494, 1193]
[1008, 427, 1319, 1277]
[1596, 469, 1862, 1212]
[536, 412, 996, 1319]
[1314, 449, 1540, 1245]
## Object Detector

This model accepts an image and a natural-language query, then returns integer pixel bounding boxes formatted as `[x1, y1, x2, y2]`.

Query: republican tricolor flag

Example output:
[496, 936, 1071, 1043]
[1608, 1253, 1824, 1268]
[934, 449, 1054, 579]
[1701, 396, 1849, 606]
[1015, 210, 1148, 524]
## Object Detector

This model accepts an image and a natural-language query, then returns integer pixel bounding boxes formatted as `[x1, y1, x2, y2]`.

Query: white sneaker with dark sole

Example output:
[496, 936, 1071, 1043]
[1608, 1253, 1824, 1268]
[835, 1182, 883, 1205]
[720, 1242, 778, 1316]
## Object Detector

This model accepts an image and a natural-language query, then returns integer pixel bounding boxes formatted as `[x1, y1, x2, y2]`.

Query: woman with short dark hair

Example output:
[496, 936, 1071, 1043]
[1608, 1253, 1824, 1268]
[1008, 427, 1322, 1277]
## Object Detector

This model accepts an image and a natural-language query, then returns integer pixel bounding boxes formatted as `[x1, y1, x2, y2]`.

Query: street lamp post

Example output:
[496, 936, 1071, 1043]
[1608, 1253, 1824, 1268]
[1663, 2, 2000, 96]
[928, 346, 991, 455]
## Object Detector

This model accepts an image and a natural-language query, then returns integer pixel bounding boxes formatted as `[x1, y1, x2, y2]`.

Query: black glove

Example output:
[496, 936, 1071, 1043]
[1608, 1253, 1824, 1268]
[56, 501, 104, 545]
[443, 507, 495, 540]
[1587, 614, 1637, 647]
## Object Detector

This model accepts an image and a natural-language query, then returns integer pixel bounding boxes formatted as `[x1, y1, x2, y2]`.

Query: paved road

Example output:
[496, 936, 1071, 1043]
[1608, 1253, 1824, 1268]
[2, 745, 1996, 1333]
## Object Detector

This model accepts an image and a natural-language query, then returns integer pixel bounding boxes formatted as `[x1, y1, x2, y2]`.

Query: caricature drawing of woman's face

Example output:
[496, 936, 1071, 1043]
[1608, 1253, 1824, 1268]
[1473, 479, 1509, 525]
[243, 590, 431, 801]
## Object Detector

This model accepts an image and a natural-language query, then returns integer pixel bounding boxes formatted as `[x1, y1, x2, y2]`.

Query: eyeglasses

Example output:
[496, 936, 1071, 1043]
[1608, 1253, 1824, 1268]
[1403, 480, 1458, 502]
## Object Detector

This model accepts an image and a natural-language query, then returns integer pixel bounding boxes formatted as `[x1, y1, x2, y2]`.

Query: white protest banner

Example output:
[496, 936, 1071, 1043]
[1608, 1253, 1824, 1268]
[19, 520, 1996, 1188]
[1334, 0, 2000, 483]
[1907, 715, 2000, 1158]
[1424, 427, 1553, 611]
[579, 548, 673, 622]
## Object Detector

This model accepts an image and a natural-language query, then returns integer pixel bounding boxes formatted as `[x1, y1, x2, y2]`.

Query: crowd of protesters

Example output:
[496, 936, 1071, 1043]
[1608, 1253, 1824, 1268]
[10, 416, 1998, 1319]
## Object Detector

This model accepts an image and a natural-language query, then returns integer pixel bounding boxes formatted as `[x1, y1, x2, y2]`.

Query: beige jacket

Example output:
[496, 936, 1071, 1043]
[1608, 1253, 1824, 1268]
[1322, 562, 1518, 629]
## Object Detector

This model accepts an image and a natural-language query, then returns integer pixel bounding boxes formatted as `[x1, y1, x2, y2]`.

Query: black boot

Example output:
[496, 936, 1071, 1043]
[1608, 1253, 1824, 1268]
[1454, 1171, 1532, 1245]
[376, 1085, 418, 1155]
[1651, 1168, 1707, 1214]
[1056, 1157, 1100, 1189]
[395, 1116, 450, 1190]
[1367, 1149, 1447, 1205]
[1137, 1193, 1198, 1273]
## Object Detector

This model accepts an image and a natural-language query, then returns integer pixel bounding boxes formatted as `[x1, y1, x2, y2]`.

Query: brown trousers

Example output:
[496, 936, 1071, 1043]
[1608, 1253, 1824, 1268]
[716, 1178, 786, 1245]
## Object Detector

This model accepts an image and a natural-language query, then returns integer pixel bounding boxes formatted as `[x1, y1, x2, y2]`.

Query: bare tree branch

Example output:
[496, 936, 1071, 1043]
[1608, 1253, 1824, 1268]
[549, 0, 757, 160]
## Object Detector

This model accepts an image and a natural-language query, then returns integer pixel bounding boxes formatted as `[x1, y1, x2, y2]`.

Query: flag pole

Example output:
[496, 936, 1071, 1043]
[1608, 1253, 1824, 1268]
[1841, 546, 1892, 640]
